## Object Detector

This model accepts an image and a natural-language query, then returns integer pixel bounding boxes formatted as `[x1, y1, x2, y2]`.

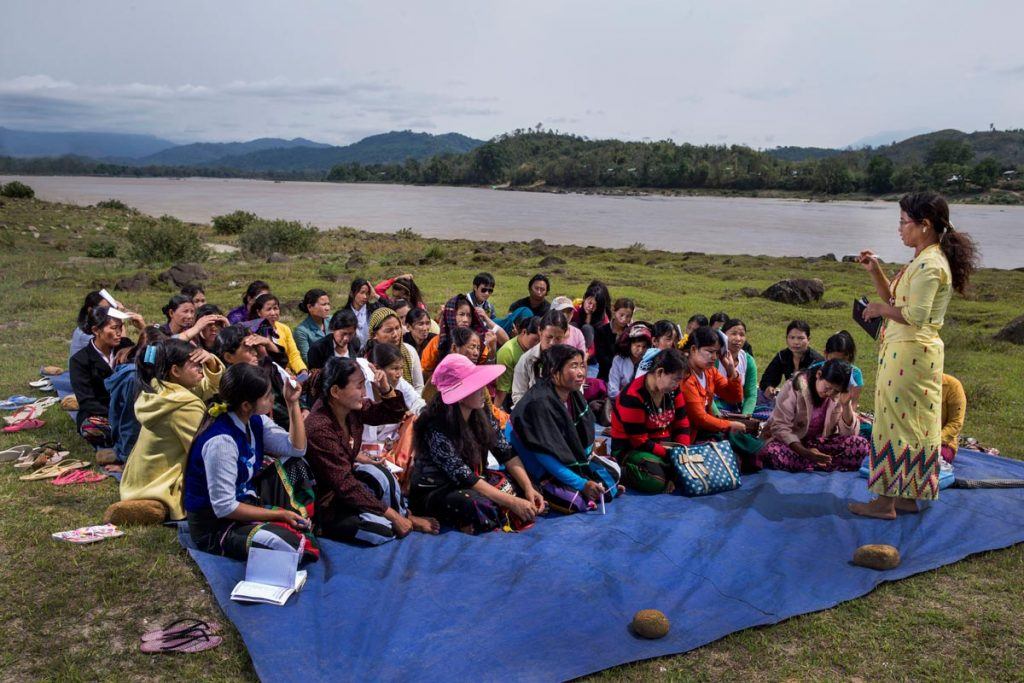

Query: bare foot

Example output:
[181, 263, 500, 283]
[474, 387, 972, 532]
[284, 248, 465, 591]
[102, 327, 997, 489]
[849, 498, 897, 520]
[410, 515, 440, 534]
[664, 481, 676, 495]
[894, 498, 919, 513]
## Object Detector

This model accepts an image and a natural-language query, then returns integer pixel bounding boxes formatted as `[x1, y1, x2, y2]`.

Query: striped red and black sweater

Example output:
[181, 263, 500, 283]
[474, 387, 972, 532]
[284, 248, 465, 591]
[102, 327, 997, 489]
[610, 374, 690, 459]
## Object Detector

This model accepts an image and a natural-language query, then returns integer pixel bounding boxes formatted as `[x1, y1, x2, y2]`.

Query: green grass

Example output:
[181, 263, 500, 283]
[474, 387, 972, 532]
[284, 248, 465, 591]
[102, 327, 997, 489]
[1, 197, 1023, 680]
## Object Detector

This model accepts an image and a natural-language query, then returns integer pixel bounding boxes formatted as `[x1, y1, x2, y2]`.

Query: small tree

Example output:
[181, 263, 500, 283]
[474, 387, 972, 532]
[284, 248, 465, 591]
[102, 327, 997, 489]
[0, 181, 34, 198]
[239, 219, 318, 257]
[126, 215, 209, 264]
[970, 157, 1002, 189]
[212, 210, 258, 235]
[865, 155, 894, 193]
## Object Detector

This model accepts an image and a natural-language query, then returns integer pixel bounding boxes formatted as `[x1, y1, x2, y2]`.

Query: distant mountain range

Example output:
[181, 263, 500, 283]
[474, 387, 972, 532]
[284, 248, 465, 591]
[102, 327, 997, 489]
[0, 127, 485, 171]
[765, 129, 1024, 166]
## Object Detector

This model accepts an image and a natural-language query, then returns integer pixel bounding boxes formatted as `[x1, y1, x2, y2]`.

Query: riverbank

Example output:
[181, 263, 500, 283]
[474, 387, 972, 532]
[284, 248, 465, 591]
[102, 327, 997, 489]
[1, 197, 1022, 680]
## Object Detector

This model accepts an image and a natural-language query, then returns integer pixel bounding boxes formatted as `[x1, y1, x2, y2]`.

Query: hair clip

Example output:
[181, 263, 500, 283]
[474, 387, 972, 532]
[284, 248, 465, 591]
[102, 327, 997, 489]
[143, 345, 157, 365]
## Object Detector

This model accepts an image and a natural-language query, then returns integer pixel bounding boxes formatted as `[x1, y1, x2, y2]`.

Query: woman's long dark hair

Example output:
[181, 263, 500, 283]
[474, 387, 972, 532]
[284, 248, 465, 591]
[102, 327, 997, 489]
[346, 278, 372, 309]
[77, 291, 106, 329]
[390, 277, 424, 310]
[136, 338, 196, 394]
[318, 357, 364, 403]
[899, 192, 979, 294]
[364, 340, 402, 369]
[796, 358, 852, 407]
[581, 280, 612, 324]
[299, 288, 329, 315]
[414, 393, 496, 475]
[241, 280, 269, 308]
[249, 292, 279, 321]
[192, 363, 271, 444]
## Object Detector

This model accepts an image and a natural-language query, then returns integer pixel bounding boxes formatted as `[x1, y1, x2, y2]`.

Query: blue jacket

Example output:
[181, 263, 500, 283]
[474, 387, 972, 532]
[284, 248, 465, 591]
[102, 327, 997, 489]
[104, 363, 140, 462]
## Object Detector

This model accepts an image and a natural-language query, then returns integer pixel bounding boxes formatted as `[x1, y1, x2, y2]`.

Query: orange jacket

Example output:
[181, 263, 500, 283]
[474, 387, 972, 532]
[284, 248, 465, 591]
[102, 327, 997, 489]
[679, 366, 743, 434]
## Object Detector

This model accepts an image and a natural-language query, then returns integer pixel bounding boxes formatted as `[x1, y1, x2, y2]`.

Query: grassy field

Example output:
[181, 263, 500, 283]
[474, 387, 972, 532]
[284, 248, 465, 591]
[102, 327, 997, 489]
[1, 196, 1022, 681]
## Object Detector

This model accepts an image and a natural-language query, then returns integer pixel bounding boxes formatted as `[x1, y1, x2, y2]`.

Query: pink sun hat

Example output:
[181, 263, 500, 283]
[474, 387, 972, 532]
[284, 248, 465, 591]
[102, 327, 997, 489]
[431, 354, 505, 404]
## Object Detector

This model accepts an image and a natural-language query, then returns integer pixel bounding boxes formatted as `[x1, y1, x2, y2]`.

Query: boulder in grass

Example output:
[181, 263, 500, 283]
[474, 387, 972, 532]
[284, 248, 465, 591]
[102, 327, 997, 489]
[761, 278, 825, 305]
[266, 252, 289, 264]
[842, 254, 860, 263]
[158, 262, 210, 287]
[853, 544, 901, 570]
[538, 255, 566, 268]
[994, 315, 1024, 345]
[631, 609, 671, 639]
[115, 271, 151, 292]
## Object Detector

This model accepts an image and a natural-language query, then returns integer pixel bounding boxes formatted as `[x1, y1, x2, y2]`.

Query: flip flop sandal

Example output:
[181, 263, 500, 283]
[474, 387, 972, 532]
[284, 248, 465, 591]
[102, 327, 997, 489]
[140, 631, 223, 654]
[19, 459, 89, 481]
[0, 395, 36, 409]
[4, 405, 44, 424]
[0, 444, 33, 462]
[3, 418, 46, 433]
[28, 378, 52, 388]
[34, 397, 59, 409]
[13, 442, 65, 468]
[52, 469, 105, 485]
[140, 618, 222, 643]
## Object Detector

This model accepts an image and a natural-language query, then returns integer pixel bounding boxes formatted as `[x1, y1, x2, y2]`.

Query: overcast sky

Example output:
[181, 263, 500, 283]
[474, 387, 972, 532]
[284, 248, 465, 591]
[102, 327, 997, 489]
[2, 0, 1022, 148]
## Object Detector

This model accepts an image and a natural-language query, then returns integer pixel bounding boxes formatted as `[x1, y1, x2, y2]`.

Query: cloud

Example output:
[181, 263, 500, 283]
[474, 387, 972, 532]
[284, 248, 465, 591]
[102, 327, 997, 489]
[729, 84, 801, 101]
[0, 74, 500, 142]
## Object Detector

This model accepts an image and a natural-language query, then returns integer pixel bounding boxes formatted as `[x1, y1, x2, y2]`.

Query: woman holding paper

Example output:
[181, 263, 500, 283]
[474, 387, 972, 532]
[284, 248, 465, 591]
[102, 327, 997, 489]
[184, 363, 319, 562]
[850, 192, 978, 519]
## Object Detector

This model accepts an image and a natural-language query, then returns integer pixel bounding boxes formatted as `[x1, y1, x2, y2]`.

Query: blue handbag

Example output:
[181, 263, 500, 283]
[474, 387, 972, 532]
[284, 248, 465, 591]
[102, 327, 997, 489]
[670, 441, 741, 496]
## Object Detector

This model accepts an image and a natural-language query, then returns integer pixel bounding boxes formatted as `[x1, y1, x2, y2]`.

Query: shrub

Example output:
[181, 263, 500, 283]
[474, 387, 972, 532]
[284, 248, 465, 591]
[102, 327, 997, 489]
[0, 181, 34, 199]
[395, 227, 420, 239]
[238, 218, 317, 257]
[422, 244, 446, 261]
[86, 239, 118, 258]
[96, 199, 131, 210]
[212, 210, 258, 235]
[126, 215, 208, 264]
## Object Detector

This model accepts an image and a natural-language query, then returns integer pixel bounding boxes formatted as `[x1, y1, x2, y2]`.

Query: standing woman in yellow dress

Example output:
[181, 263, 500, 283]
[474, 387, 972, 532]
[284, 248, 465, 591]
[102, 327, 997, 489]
[850, 192, 978, 519]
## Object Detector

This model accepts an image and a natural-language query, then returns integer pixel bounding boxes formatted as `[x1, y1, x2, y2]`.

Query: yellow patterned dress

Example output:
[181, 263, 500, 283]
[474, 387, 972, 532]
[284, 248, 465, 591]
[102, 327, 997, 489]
[868, 244, 952, 500]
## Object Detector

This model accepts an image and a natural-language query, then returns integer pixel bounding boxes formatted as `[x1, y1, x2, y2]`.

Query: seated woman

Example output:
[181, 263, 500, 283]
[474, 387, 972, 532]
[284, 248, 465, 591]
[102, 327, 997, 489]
[227, 280, 270, 325]
[678, 314, 709, 349]
[193, 304, 226, 352]
[249, 293, 307, 376]
[608, 323, 653, 399]
[116, 339, 224, 523]
[593, 297, 634, 381]
[346, 278, 380, 347]
[184, 362, 319, 562]
[759, 359, 868, 472]
[679, 326, 764, 469]
[180, 284, 206, 307]
[215, 324, 278, 367]
[448, 327, 508, 426]
[940, 373, 966, 463]
[713, 319, 759, 416]
[609, 349, 690, 493]
[374, 273, 427, 312]
[808, 330, 864, 408]
[420, 294, 495, 376]
[161, 295, 227, 346]
[571, 279, 611, 329]
[410, 354, 545, 534]
[71, 290, 109, 361]
[307, 309, 360, 370]
[368, 307, 424, 393]
[758, 320, 824, 404]
[403, 308, 436, 359]
[360, 341, 426, 448]
[293, 288, 331, 364]
[636, 319, 681, 377]
[510, 309, 569, 406]
[105, 326, 168, 469]
[509, 345, 621, 513]
[305, 357, 438, 545]
[70, 307, 144, 448]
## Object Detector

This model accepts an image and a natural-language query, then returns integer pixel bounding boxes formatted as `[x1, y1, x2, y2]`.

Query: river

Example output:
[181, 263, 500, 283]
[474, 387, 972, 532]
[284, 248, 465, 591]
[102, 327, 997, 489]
[3, 175, 1021, 268]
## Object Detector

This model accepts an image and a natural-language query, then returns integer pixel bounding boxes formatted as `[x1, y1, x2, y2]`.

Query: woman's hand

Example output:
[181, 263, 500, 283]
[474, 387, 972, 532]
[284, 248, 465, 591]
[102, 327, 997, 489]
[527, 487, 546, 512]
[861, 301, 888, 320]
[857, 250, 882, 274]
[275, 509, 310, 529]
[399, 273, 414, 281]
[728, 420, 748, 434]
[805, 448, 832, 467]
[370, 364, 392, 394]
[836, 391, 853, 406]
[127, 313, 146, 331]
[719, 349, 737, 377]
[283, 375, 302, 404]
[508, 495, 538, 523]
[483, 329, 497, 349]
[582, 480, 605, 502]
[764, 385, 778, 399]
[189, 348, 218, 370]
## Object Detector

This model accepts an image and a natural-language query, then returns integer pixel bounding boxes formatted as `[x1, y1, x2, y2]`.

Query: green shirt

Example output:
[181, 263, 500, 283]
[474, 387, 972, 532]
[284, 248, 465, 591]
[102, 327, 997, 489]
[496, 337, 528, 393]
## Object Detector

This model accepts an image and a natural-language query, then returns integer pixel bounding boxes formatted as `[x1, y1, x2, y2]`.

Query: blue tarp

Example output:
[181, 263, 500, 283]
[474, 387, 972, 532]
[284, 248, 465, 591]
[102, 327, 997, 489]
[180, 449, 1024, 682]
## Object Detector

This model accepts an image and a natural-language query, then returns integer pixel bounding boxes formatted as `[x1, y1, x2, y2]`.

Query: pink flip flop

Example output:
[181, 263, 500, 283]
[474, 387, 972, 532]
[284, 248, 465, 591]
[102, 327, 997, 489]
[52, 469, 106, 485]
[140, 618, 222, 643]
[3, 418, 46, 433]
[140, 631, 223, 654]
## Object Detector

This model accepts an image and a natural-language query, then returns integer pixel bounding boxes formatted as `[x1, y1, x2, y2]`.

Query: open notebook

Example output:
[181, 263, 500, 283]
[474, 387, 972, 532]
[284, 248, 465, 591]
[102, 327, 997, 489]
[230, 547, 307, 606]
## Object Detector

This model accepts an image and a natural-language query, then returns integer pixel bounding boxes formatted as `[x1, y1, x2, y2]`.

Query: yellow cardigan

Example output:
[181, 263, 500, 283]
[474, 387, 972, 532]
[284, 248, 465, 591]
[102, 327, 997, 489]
[119, 359, 223, 520]
[940, 373, 966, 448]
[274, 321, 307, 375]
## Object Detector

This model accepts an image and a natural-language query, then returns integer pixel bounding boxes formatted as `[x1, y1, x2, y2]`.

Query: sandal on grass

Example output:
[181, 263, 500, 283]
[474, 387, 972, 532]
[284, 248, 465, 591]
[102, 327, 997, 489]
[19, 459, 89, 481]
[140, 630, 223, 654]
[52, 468, 106, 485]
[3, 418, 46, 433]
[0, 444, 34, 462]
[140, 618, 222, 643]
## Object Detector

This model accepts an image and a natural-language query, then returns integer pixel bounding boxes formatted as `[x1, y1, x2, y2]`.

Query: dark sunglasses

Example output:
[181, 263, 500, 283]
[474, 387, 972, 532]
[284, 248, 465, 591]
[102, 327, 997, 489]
[479, 287, 494, 294]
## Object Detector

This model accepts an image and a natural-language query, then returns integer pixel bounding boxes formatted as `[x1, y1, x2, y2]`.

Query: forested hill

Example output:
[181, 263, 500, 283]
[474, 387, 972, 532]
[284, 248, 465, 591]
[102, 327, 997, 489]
[323, 128, 1024, 198]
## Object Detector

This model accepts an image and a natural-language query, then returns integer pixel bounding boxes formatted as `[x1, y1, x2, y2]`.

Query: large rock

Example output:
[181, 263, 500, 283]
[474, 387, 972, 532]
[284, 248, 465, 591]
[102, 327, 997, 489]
[994, 315, 1024, 345]
[853, 544, 901, 570]
[158, 262, 210, 287]
[805, 253, 837, 263]
[761, 278, 825, 305]
[266, 252, 289, 263]
[115, 271, 151, 292]
[631, 609, 671, 639]
[538, 255, 566, 268]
